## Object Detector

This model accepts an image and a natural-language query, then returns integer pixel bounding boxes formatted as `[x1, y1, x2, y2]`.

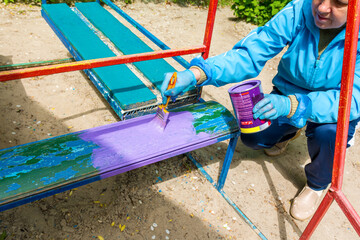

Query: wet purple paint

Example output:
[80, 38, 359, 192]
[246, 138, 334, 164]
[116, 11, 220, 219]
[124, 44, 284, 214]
[80, 111, 211, 172]
[228, 80, 271, 133]
[230, 82, 257, 92]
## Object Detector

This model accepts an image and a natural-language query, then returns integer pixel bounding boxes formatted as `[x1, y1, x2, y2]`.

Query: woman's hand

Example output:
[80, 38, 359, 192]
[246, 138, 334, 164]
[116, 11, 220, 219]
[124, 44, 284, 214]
[160, 70, 197, 103]
[253, 94, 291, 120]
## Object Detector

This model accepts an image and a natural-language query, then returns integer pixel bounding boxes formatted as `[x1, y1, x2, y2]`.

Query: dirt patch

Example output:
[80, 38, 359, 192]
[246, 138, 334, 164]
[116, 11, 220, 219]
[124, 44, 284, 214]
[1, 2, 360, 239]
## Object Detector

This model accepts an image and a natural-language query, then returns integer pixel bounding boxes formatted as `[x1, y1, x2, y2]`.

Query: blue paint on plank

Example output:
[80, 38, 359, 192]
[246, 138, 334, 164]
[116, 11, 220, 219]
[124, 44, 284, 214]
[172, 101, 238, 134]
[0, 134, 100, 202]
[75, 2, 195, 93]
[5, 183, 21, 193]
[42, 3, 157, 110]
[0, 136, 96, 180]
[40, 167, 79, 185]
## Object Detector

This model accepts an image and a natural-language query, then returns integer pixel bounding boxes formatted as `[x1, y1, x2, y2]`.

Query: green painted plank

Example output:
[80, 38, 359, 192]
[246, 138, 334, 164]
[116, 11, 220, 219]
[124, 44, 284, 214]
[42, 3, 157, 110]
[0, 134, 99, 203]
[75, 2, 193, 92]
[0, 101, 238, 211]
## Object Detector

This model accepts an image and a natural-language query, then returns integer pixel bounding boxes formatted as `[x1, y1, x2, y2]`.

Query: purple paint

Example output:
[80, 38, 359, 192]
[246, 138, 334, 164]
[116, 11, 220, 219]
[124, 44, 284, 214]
[80, 111, 212, 175]
[228, 80, 271, 134]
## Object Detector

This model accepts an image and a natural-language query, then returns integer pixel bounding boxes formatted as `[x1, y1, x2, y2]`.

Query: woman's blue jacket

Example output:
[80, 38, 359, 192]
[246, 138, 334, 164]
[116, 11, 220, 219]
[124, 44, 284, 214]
[191, 0, 360, 128]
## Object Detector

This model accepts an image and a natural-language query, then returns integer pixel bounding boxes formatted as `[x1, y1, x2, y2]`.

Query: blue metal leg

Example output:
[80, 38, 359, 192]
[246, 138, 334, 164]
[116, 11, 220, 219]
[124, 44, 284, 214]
[187, 146, 268, 240]
[216, 136, 239, 191]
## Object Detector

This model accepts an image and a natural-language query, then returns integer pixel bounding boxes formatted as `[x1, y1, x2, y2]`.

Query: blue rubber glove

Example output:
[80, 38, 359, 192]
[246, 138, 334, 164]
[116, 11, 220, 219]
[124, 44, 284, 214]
[253, 94, 291, 120]
[161, 70, 196, 104]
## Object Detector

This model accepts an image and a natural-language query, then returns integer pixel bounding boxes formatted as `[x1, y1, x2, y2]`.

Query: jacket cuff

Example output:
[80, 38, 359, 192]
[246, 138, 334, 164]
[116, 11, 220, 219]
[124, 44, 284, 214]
[189, 56, 213, 86]
[287, 95, 299, 118]
[190, 66, 207, 85]
[286, 94, 312, 128]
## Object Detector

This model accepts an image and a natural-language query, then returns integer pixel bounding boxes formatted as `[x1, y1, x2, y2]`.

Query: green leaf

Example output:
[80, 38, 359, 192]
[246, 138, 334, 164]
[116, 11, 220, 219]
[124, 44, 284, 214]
[0, 230, 7, 240]
[232, 0, 291, 25]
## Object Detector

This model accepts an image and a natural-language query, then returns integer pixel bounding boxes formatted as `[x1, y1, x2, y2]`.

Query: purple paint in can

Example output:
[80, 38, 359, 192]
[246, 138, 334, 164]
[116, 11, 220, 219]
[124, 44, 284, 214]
[228, 80, 271, 134]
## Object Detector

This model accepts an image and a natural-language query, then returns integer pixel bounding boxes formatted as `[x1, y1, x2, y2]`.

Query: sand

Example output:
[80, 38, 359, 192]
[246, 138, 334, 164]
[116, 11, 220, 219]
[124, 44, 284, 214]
[1, 1, 360, 239]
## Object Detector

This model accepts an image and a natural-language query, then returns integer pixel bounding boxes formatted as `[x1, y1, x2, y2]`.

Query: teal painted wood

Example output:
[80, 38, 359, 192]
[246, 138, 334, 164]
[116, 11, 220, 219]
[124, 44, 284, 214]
[75, 2, 195, 93]
[0, 101, 238, 211]
[0, 133, 100, 211]
[42, 3, 157, 110]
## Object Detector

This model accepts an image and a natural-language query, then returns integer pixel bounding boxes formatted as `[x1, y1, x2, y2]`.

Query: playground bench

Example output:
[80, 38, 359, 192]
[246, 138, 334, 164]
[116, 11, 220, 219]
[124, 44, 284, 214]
[0, 1, 240, 214]
[41, 2, 198, 120]
[0, 101, 239, 212]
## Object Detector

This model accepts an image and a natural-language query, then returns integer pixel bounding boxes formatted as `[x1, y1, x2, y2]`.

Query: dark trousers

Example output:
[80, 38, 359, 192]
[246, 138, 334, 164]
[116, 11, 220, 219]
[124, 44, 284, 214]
[240, 118, 359, 190]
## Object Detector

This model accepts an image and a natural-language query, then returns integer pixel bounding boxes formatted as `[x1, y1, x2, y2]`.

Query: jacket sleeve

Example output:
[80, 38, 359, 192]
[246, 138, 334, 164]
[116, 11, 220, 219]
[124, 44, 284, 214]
[190, 0, 302, 87]
[286, 55, 360, 128]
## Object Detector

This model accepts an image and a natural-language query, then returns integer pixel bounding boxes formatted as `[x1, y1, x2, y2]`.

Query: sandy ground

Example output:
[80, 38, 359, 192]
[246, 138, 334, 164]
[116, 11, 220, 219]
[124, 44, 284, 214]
[1, 1, 360, 239]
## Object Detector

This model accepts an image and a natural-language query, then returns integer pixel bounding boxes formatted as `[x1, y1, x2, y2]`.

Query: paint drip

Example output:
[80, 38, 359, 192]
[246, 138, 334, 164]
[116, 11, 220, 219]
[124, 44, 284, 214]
[228, 80, 271, 134]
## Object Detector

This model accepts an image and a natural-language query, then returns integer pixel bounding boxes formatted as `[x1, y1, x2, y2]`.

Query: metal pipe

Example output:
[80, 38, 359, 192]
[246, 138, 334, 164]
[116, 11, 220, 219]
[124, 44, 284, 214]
[202, 0, 218, 59]
[186, 153, 268, 240]
[299, 191, 334, 239]
[300, 0, 360, 238]
[0, 58, 74, 71]
[0, 46, 206, 82]
[331, 0, 360, 191]
[216, 136, 238, 190]
[334, 190, 360, 235]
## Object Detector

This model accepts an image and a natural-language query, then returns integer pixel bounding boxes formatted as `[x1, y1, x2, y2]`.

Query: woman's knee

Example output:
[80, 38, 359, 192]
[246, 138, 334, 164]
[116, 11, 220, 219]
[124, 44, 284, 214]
[240, 133, 272, 150]
[306, 124, 337, 145]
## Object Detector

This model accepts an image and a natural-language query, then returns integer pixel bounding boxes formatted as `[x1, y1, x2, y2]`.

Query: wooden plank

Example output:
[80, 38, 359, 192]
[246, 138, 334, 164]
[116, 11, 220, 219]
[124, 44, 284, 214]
[75, 2, 195, 93]
[0, 101, 238, 211]
[42, 3, 157, 110]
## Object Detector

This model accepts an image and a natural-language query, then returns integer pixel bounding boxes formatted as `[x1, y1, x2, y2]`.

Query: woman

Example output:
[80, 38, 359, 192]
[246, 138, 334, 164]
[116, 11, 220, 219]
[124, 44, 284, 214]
[161, 0, 359, 220]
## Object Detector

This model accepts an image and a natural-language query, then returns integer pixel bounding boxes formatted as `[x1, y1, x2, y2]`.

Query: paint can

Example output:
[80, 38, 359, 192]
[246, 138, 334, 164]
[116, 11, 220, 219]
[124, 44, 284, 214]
[228, 80, 271, 134]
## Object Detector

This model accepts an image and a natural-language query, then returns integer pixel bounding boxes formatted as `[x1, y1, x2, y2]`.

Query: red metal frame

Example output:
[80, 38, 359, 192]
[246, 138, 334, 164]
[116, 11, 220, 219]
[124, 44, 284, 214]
[300, 0, 360, 238]
[3, 0, 360, 237]
[0, 46, 206, 82]
[0, 0, 218, 82]
[202, 0, 218, 60]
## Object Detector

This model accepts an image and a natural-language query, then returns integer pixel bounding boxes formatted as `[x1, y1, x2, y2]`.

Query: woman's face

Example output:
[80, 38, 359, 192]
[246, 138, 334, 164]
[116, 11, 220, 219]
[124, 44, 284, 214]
[312, 0, 348, 29]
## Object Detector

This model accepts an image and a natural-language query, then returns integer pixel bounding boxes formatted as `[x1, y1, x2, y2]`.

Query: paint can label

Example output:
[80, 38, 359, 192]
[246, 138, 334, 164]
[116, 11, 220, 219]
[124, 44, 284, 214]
[228, 80, 271, 134]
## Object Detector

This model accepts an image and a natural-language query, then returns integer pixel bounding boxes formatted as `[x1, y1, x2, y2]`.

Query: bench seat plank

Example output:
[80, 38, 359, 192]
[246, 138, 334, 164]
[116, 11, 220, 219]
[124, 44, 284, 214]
[75, 2, 195, 94]
[42, 3, 157, 110]
[0, 101, 238, 211]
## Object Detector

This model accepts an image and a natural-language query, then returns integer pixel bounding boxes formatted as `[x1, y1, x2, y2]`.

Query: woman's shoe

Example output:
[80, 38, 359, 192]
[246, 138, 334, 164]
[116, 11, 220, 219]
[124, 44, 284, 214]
[290, 185, 324, 221]
[264, 129, 302, 156]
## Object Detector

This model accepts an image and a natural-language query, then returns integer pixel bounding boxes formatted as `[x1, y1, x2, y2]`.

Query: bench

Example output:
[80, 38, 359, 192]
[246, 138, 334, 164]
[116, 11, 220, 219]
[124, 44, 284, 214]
[75, 1, 195, 93]
[41, 2, 197, 120]
[0, 0, 242, 213]
[0, 101, 239, 212]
